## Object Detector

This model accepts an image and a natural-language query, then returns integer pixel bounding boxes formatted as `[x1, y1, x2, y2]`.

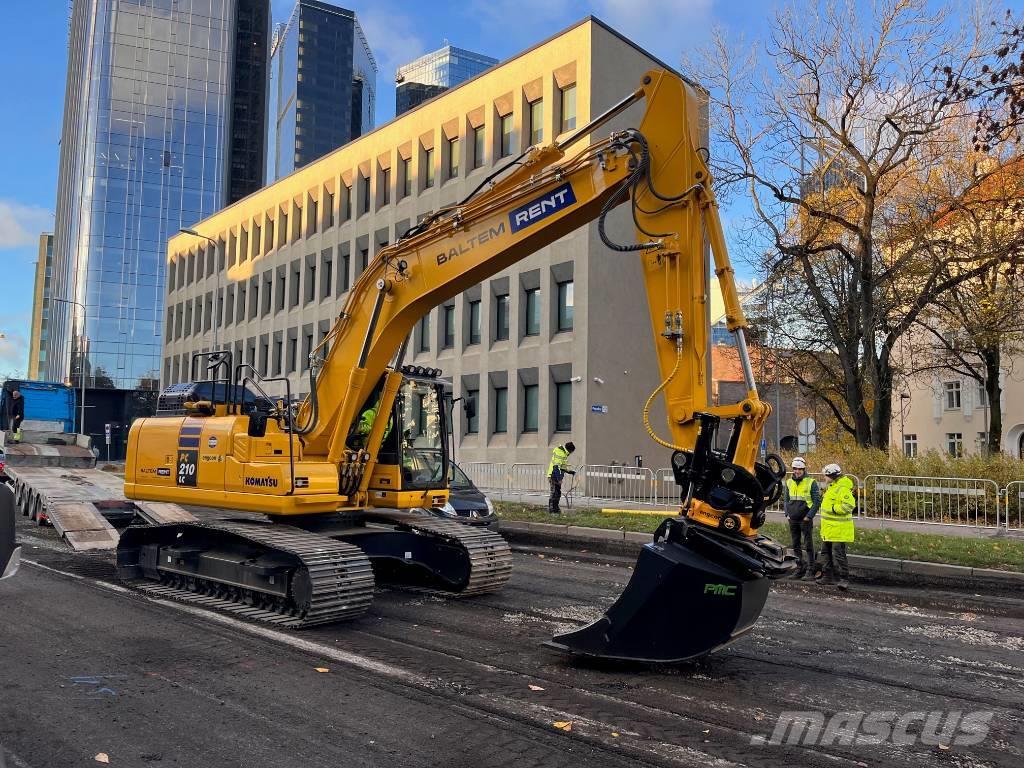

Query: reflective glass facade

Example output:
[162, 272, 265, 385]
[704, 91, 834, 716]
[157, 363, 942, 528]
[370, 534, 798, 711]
[267, 0, 377, 182]
[395, 46, 498, 115]
[28, 234, 54, 380]
[49, 0, 242, 391]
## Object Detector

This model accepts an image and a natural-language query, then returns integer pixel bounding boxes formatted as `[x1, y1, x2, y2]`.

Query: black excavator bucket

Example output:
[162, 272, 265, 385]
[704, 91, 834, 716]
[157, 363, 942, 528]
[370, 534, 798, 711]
[546, 517, 794, 664]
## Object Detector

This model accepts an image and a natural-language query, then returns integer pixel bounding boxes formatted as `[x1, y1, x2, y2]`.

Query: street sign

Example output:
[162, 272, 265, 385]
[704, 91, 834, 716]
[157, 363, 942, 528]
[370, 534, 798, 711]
[104, 424, 112, 445]
[798, 417, 816, 436]
[591, 404, 608, 414]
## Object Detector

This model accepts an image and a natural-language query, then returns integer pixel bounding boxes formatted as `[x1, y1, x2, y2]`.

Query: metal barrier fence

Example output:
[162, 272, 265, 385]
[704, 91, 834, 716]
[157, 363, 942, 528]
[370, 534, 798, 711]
[1000, 481, 1024, 530]
[461, 461, 508, 492]
[460, 460, 1024, 529]
[862, 475, 1001, 528]
[580, 465, 655, 504]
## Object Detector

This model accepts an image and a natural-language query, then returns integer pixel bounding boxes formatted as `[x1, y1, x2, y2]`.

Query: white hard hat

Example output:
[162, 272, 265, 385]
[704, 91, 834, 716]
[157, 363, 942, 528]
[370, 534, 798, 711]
[823, 463, 842, 477]
[791, 457, 806, 469]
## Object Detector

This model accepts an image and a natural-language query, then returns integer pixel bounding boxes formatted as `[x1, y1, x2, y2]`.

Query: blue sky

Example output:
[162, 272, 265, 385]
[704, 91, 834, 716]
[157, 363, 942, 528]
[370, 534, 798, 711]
[0, 0, 801, 377]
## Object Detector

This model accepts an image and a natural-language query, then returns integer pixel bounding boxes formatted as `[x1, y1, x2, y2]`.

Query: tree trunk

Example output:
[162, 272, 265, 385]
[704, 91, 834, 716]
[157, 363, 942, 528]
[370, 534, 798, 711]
[984, 348, 1002, 455]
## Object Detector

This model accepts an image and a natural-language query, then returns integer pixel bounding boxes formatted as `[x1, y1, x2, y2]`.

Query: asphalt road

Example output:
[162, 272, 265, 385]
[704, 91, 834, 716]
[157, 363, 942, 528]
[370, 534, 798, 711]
[2, 520, 1022, 768]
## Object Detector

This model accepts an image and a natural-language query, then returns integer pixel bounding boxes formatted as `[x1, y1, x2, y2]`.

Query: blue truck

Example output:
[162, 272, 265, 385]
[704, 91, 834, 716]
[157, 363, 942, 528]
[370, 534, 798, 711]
[1, 379, 77, 434]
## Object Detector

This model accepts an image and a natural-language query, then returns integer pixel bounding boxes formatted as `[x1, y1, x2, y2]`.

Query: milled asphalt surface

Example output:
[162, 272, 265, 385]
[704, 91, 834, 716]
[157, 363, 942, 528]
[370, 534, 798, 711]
[2, 516, 1022, 768]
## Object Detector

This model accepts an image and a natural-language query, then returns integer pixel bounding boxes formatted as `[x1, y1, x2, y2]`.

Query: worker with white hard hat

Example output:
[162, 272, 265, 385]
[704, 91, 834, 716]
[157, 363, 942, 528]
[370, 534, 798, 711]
[783, 456, 820, 579]
[814, 463, 856, 590]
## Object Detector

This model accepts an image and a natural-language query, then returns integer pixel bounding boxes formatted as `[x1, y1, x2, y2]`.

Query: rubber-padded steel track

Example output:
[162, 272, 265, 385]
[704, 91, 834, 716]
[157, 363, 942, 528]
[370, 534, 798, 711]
[118, 520, 374, 628]
[364, 514, 513, 595]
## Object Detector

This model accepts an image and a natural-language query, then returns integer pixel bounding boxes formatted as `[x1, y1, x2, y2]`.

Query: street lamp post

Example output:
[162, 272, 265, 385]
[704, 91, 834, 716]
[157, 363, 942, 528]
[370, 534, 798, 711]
[51, 297, 88, 436]
[179, 228, 221, 351]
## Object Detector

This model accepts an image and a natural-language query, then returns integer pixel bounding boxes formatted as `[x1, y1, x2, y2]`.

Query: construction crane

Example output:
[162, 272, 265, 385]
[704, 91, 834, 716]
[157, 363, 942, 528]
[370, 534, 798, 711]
[117, 69, 794, 663]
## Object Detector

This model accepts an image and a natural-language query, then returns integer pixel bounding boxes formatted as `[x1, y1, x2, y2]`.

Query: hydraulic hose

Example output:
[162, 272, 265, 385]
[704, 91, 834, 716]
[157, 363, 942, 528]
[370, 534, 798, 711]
[642, 341, 688, 452]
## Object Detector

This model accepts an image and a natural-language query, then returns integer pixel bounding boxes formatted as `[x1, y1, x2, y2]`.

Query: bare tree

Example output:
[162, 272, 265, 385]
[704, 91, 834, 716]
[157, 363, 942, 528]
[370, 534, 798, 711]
[694, 0, 1007, 448]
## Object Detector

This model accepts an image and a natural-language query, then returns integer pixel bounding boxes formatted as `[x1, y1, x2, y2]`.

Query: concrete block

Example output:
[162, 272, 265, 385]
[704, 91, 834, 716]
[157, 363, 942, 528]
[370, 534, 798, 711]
[901, 560, 974, 578]
[526, 522, 569, 536]
[970, 567, 1024, 583]
[847, 554, 903, 572]
[567, 525, 625, 542]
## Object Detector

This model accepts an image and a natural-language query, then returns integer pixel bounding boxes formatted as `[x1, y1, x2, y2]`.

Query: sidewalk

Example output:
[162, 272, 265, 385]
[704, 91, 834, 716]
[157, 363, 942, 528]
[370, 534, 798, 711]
[487, 489, 1024, 540]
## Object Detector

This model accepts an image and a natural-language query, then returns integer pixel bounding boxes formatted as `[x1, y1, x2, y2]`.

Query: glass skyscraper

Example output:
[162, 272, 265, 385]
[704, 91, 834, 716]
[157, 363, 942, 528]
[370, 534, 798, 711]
[266, 0, 377, 182]
[395, 45, 498, 115]
[47, 0, 270, 391]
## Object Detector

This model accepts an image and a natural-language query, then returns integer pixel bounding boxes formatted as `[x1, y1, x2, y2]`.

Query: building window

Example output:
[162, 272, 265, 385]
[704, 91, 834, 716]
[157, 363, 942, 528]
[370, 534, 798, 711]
[500, 113, 513, 158]
[523, 384, 539, 433]
[494, 386, 508, 434]
[401, 156, 412, 198]
[274, 340, 283, 375]
[473, 125, 485, 169]
[944, 381, 961, 410]
[447, 137, 459, 179]
[380, 167, 390, 205]
[468, 300, 481, 345]
[977, 384, 988, 407]
[361, 174, 370, 214]
[302, 333, 313, 371]
[524, 288, 540, 336]
[529, 99, 543, 145]
[287, 336, 297, 373]
[424, 147, 435, 189]
[560, 84, 577, 133]
[494, 294, 510, 341]
[466, 389, 479, 433]
[324, 190, 334, 228]
[946, 432, 963, 458]
[417, 313, 430, 352]
[903, 433, 918, 457]
[555, 381, 572, 432]
[277, 274, 286, 312]
[557, 280, 574, 331]
[442, 304, 455, 349]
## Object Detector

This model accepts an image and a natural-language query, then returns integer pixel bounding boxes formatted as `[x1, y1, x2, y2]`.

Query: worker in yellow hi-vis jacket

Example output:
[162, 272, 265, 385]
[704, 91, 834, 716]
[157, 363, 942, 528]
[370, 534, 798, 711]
[547, 442, 576, 515]
[814, 463, 855, 591]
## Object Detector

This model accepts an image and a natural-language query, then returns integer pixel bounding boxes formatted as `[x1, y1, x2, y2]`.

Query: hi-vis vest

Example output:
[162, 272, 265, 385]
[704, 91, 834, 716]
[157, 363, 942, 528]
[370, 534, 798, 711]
[548, 446, 571, 478]
[819, 476, 856, 543]
[785, 476, 815, 519]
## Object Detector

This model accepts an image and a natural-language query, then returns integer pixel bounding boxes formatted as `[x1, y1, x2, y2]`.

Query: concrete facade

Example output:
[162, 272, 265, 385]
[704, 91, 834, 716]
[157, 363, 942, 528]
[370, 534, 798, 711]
[164, 18, 701, 468]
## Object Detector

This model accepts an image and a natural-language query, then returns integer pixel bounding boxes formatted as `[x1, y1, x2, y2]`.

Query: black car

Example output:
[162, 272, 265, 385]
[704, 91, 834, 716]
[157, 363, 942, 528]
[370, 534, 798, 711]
[430, 462, 496, 526]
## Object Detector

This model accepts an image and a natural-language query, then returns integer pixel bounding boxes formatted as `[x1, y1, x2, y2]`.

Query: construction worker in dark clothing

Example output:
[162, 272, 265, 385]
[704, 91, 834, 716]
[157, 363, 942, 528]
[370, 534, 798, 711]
[814, 463, 855, 591]
[8, 390, 24, 444]
[547, 442, 576, 515]
[783, 456, 820, 580]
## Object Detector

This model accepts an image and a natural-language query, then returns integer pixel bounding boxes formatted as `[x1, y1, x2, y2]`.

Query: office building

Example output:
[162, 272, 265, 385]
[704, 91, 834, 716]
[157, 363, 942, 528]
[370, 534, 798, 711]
[163, 17, 704, 468]
[27, 234, 54, 380]
[396, 45, 497, 115]
[266, 1, 377, 182]
[46, 0, 271, 394]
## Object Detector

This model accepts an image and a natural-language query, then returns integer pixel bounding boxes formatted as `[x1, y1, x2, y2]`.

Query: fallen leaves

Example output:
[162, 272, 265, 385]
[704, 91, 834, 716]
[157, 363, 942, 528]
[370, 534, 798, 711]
[553, 721, 573, 731]
[94, 754, 110, 764]
[528, 684, 545, 691]
[314, 667, 330, 673]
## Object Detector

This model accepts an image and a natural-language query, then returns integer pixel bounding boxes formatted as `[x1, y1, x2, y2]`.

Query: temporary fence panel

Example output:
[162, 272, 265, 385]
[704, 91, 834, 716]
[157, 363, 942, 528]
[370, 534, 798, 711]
[507, 463, 550, 500]
[461, 462, 507, 492]
[863, 474, 1001, 527]
[579, 465, 656, 506]
[1002, 481, 1024, 530]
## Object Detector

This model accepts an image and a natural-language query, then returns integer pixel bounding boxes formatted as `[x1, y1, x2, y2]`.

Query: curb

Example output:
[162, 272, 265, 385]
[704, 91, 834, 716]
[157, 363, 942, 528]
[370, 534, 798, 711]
[495, 520, 1024, 591]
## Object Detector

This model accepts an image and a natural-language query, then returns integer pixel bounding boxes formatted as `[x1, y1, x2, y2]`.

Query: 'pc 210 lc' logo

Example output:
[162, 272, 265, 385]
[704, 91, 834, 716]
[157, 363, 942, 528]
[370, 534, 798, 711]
[752, 710, 994, 747]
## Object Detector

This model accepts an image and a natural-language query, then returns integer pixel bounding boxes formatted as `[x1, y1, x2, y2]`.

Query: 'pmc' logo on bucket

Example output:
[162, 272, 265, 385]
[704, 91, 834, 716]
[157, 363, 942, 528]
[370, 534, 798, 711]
[704, 583, 737, 596]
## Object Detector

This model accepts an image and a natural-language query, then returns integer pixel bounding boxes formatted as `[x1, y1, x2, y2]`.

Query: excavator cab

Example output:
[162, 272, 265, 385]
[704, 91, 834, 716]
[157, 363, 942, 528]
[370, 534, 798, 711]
[365, 369, 451, 507]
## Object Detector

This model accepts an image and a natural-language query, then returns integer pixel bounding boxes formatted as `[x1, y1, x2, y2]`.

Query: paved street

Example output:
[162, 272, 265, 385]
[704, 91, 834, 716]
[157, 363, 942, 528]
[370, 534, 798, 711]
[2, 519, 1022, 768]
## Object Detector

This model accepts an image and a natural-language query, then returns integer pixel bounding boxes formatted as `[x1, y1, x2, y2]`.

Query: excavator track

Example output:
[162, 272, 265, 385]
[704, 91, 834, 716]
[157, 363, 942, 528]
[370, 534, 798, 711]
[117, 520, 375, 628]
[340, 513, 513, 596]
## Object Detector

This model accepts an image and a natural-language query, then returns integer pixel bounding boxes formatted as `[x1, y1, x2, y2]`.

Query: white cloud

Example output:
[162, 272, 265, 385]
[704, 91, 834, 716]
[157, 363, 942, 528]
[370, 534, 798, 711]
[0, 200, 52, 250]
[595, 0, 713, 65]
[0, 326, 28, 378]
[353, 2, 426, 79]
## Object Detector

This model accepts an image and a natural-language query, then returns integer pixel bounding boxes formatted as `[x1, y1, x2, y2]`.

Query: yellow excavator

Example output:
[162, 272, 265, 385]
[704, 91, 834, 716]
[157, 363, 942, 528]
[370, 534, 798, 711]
[117, 69, 794, 663]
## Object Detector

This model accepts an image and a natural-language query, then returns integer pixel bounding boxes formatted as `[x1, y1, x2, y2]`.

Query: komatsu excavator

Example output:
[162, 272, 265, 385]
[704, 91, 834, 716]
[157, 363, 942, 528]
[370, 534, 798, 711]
[118, 69, 794, 663]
